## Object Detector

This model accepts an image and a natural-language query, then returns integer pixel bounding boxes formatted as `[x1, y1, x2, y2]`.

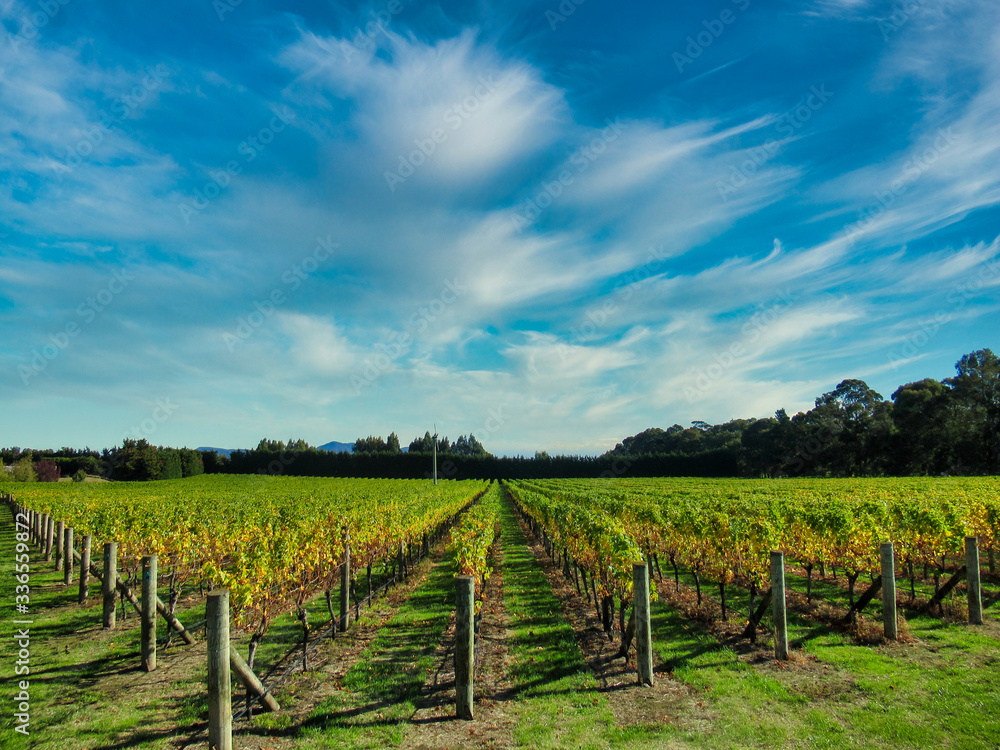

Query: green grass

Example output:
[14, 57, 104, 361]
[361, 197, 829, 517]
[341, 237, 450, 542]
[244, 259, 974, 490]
[277, 541, 461, 749]
[500, 496, 677, 749]
[645, 570, 1000, 749]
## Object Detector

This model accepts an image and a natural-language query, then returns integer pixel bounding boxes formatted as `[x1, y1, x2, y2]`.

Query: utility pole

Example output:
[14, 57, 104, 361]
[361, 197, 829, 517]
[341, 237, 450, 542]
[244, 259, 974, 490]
[432, 423, 438, 485]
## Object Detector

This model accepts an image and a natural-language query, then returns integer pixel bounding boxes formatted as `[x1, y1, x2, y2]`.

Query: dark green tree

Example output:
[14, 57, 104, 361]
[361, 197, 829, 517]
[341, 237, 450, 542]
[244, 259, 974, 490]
[945, 348, 1000, 473]
[891, 379, 952, 474]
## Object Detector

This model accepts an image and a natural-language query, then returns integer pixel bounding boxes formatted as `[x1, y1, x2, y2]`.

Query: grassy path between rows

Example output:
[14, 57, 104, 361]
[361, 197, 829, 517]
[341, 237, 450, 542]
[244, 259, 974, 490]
[499, 492, 676, 749]
[253, 539, 462, 749]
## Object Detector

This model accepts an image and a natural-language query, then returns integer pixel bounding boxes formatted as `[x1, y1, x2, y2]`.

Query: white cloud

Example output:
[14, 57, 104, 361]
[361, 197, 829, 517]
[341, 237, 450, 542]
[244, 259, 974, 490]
[280, 28, 568, 189]
[277, 312, 361, 376]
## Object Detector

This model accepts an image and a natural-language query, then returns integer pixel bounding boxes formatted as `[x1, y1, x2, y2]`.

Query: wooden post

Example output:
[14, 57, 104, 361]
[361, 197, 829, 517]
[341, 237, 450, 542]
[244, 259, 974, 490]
[455, 575, 475, 720]
[770, 551, 789, 660]
[881, 542, 897, 640]
[633, 562, 654, 686]
[141, 555, 157, 671]
[340, 528, 351, 633]
[79, 535, 92, 604]
[103, 542, 117, 629]
[63, 527, 74, 585]
[44, 516, 53, 562]
[966, 536, 983, 626]
[229, 646, 280, 712]
[55, 520, 65, 571]
[207, 590, 233, 750]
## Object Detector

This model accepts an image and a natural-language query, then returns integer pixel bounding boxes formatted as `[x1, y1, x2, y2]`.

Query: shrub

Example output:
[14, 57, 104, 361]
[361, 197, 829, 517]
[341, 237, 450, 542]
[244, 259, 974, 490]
[11, 458, 37, 482]
[34, 460, 61, 482]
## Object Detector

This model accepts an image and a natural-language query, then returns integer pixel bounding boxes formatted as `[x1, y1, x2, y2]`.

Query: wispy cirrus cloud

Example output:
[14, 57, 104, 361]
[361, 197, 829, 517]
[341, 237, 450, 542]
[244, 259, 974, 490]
[0, 0, 998, 454]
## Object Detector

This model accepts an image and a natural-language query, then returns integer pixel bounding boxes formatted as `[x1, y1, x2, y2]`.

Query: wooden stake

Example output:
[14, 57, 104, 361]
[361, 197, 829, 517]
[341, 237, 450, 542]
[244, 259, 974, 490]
[141, 555, 157, 672]
[966, 536, 983, 626]
[230, 645, 280, 712]
[79, 535, 92, 604]
[770, 551, 789, 660]
[103, 542, 117, 629]
[44, 516, 53, 562]
[55, 520, 65, 572]
[340, 528, 351, 632]
[207, 590, 233, 750]
[633, 562, 653, 686]
[63, 527, 74, 586]
[455, 575, 475, 720]
[881, 542, 897, 640]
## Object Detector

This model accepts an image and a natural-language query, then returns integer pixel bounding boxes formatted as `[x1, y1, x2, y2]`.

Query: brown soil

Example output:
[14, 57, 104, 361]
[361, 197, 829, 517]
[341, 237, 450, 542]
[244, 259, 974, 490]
[403, 532, 517, 750]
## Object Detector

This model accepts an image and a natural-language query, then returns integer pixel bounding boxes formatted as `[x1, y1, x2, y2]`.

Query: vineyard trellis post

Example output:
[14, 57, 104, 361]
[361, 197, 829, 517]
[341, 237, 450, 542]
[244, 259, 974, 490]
[880, 542, 897, 640]
[633, 562, 654, 686]
[455, 574, 475, 720]
[103, 542, 117, 629]
[63, 526, 74, 586]
[340, 527, 351, 633]
[44, 515, 53, 561]
[770, 551, 789, 660]
[79, 535, 92, 604]
[207, 589, 233, 750]
[965, 536, 982, 626]
[141, 555, 158, 672]
[55, 520, 64, 572]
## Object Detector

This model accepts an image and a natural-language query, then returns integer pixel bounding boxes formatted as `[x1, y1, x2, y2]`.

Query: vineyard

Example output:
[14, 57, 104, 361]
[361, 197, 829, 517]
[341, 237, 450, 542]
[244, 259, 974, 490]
[2, 475, 999, 749]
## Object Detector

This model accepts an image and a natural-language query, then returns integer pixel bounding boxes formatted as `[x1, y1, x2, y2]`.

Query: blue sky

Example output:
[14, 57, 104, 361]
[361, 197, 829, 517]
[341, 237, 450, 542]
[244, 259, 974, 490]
[2, 0, 999, 456]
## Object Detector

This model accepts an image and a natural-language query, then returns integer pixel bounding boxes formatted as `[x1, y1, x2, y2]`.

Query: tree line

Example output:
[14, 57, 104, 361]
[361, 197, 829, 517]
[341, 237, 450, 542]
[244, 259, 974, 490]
[0, 440, 207, 483]
[612, 348, 1000, 477]
[2, 348, 996, 481]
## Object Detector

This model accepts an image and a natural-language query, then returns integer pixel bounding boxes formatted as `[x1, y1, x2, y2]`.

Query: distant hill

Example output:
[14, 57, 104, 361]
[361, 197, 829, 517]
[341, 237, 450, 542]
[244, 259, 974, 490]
[318, 441, 354, 453]
[197, 447, 237, 457]
[199, 442, 356, 455]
